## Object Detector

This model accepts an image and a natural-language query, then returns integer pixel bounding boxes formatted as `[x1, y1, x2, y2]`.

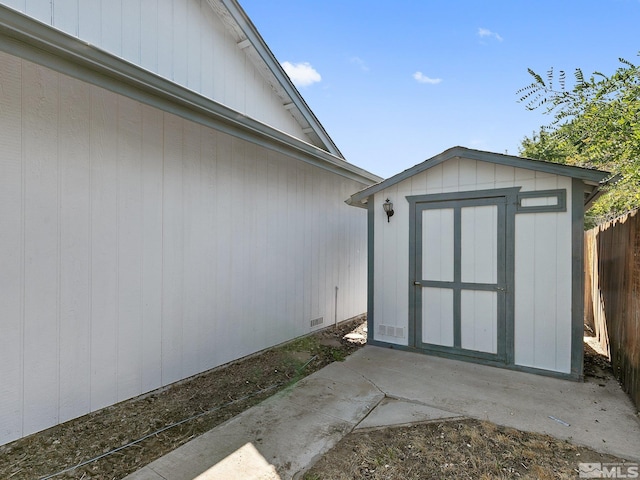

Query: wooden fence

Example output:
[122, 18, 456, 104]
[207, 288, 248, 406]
[584, 209, 640, 409]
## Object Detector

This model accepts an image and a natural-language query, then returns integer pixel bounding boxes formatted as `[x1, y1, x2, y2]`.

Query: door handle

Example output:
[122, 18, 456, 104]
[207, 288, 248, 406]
[414, 281, 421, 286]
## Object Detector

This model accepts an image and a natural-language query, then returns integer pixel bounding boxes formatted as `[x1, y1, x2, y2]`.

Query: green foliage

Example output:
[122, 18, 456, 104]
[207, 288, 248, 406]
[517, 54, 640, 225]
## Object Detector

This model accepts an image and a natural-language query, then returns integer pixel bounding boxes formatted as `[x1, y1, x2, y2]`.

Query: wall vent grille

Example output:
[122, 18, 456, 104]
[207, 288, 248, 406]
[377, 324, 405, 338]
[310, 317, 324, 328]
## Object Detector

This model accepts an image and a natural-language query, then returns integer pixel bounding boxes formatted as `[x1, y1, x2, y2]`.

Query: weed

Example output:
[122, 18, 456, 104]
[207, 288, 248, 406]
[330, 349, 345, 362]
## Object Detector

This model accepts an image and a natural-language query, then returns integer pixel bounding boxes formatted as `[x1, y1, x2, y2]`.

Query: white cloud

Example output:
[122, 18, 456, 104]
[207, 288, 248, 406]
[413, 72, 442, 84]
[478, 27, 503, 41]
[350, 56, 369, 72]
[281, 61, 322, 87]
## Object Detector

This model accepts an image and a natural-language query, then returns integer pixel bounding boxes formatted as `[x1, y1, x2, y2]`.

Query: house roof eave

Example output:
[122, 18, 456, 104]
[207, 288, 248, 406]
[0, 5, 380, 186]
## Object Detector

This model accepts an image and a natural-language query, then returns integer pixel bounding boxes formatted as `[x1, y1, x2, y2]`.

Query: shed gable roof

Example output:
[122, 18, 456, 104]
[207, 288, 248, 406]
[348, 146, 611, 208]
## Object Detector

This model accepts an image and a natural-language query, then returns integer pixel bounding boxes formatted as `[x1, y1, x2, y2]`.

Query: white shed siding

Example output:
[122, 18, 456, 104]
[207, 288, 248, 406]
[0, 53, 368, 445]
[0, 0, 308, 142]
[372, 157, 573, 373]
[514, 175, 573, 373]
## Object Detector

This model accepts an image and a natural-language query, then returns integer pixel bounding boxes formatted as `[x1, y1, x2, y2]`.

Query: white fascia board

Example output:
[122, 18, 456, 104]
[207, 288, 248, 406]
[218, 0, 344, 159]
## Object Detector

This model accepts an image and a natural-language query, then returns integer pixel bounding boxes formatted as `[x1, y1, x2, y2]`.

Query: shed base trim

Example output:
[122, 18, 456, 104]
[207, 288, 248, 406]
[367, 339, 581, 382]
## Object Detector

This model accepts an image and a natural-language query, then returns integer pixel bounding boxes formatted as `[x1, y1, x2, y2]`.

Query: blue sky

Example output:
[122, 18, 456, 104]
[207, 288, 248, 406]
[240, 0, 640, 178]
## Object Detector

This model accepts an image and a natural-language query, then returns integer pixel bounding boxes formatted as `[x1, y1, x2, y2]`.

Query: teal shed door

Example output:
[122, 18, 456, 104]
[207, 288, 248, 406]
[411, 195, 508, 362]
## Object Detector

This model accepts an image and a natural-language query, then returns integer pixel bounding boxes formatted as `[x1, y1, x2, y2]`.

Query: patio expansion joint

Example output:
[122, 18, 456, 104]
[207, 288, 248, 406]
[337, 363, 390, 430]
[145, 466, 169, 480]
[341, 363, 388, 398]
[383, 394, 464, 417]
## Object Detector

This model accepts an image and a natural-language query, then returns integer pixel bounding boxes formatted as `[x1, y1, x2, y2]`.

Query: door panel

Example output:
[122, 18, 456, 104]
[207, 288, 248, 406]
[421, 208, 454, 282]
[422, 287, 454, 346]
[461, 205, 497, 284]
[413, 195, 507, 362]
[460, 289, 497, 353]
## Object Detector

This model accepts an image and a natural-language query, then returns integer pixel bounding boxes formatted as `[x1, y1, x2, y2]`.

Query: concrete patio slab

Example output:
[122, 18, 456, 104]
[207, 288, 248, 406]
[345, 346, 640, 462]
[124, 345, 640, 480]
[355, 397, 462, 430]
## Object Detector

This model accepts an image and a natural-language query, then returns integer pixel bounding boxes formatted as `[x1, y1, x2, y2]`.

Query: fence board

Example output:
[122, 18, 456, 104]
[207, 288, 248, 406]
[584, 209, 640, 409]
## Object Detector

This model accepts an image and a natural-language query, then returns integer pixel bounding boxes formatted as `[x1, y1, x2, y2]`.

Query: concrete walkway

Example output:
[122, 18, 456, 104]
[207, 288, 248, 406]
[125, 346, 640, 480]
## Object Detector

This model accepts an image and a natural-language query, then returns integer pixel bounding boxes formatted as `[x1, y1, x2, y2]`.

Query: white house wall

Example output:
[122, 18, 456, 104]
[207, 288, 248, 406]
[0, 52, 368, 445]
[0, 0, 309, 142]
[372, 157, 573, 373]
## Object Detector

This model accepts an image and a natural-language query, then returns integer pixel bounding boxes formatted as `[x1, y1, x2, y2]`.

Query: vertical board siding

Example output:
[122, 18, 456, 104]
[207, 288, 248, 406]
[171, 0, 188, 87]
[373, 158, 574, 374]
[0, 56, 369, 445]
[89, 86, 119, 412]
[100, 0, 122, 57]
[514, 175, 572, 373]
[121, 0, 142, 65]
[140, 104, 164, 393]
[24, 0, 50, 24]
[585, 210, 640, 409]
[78, 0, 101, 48]
[161, 112, 185, 386]
[0, 51, 24, 442]
[22, 61, 60, 436]
[58, 76, 92, 422]
[52, 0, 79, 36]
[116, 97, 144, 402]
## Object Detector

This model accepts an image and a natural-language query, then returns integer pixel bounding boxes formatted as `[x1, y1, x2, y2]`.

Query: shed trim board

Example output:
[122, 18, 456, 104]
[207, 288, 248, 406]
[354, 148, 610, 380]
[571, 177, 586, 378]
[367, 201, 376, 345]
[0, 4, 379, 186]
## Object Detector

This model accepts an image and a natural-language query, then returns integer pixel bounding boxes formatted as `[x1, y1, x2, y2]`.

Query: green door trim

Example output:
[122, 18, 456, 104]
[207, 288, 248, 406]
[407, 187, 520, 364]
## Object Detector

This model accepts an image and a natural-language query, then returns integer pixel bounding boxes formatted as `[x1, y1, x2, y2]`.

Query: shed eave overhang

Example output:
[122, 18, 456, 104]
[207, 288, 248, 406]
[347, 146, 611, 208]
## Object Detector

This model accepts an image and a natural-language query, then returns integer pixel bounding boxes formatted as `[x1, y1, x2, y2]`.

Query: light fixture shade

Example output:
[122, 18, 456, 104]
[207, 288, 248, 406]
[383, 198, 394, 222]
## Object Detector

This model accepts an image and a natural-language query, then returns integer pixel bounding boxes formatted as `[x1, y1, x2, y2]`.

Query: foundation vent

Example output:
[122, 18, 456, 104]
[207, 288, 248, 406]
[377, 324, 405, 338]
[310, 317, 324, 328]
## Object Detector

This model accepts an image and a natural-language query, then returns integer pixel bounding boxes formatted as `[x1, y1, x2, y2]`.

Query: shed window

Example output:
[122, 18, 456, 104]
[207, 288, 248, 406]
[516, 189, 566, 213]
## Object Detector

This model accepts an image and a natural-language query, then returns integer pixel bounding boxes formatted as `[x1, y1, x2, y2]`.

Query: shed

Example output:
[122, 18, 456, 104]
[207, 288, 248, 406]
[0, 0, 379, 445]
[348, 147, 610, 379]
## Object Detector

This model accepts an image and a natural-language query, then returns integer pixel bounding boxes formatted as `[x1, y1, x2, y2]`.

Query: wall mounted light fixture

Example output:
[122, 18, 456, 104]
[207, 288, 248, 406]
[383, 198, 394, 222]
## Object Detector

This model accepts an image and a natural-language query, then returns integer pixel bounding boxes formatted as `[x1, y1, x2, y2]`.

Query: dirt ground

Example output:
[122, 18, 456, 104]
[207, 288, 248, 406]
[303, 418, 628, 480]
[0, 320, 628, 480]
[0, 317, 367, 480]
